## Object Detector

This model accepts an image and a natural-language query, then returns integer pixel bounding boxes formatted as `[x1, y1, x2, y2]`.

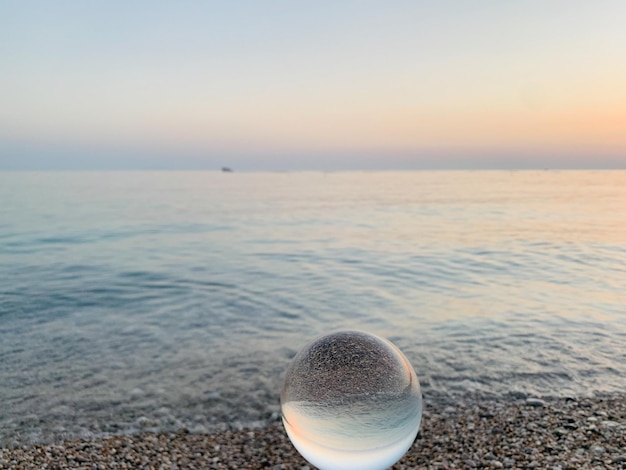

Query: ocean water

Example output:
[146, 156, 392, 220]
[1, 170, 625, 445]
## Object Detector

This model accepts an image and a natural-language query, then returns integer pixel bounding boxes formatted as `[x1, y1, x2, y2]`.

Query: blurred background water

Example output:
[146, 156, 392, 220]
[1, 170, 625, 445]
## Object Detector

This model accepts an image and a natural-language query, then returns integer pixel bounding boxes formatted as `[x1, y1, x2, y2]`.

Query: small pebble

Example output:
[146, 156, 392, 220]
[525, 398, 546, 407]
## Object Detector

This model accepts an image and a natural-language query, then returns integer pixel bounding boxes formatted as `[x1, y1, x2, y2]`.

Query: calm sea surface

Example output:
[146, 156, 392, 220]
[1, 170, 625, 445]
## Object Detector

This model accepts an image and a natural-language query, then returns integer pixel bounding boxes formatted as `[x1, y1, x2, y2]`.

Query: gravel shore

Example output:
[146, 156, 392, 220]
[2, 395, 624, 469]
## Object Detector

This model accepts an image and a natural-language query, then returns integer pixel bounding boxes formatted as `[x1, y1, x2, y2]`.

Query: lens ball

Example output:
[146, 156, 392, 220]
[281, 331, 422, 470]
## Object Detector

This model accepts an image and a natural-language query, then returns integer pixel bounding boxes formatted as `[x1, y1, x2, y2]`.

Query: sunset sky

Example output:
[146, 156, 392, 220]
[1, 1, 626, 170]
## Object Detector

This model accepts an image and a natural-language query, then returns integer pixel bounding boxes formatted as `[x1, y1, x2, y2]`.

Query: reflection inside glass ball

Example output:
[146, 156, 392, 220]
[281, 331, 422, 470]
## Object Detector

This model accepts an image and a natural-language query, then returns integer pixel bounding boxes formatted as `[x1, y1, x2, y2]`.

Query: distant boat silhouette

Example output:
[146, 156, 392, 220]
[221, 167, 233, 173]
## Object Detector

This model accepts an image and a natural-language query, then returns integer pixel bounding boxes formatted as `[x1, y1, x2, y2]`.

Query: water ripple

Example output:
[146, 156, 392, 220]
[1, 170, 625, 445]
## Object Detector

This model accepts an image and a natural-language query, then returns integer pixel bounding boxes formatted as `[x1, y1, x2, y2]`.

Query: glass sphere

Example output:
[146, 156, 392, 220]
[281, 331, 422, 470]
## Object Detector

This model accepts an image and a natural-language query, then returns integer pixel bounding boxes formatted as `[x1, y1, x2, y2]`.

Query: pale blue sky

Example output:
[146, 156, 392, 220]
[1, 1, 625, 170]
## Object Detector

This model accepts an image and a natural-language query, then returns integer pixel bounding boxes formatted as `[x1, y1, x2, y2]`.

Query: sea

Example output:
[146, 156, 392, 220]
[1, 170, 625, 446]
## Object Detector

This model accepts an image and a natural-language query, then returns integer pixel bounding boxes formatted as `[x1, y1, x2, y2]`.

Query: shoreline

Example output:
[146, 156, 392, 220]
[2, 395, 624, 469]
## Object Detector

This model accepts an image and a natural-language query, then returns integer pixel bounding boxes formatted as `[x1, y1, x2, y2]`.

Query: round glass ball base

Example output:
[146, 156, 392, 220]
[283, 411, 419, 470]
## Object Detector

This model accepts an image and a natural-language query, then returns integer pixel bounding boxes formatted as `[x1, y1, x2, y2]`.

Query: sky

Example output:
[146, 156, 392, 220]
[1, 1, 626, 170]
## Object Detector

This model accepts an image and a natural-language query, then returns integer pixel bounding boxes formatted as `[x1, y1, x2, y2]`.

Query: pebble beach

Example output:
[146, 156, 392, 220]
[2, 394, 624, 470]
